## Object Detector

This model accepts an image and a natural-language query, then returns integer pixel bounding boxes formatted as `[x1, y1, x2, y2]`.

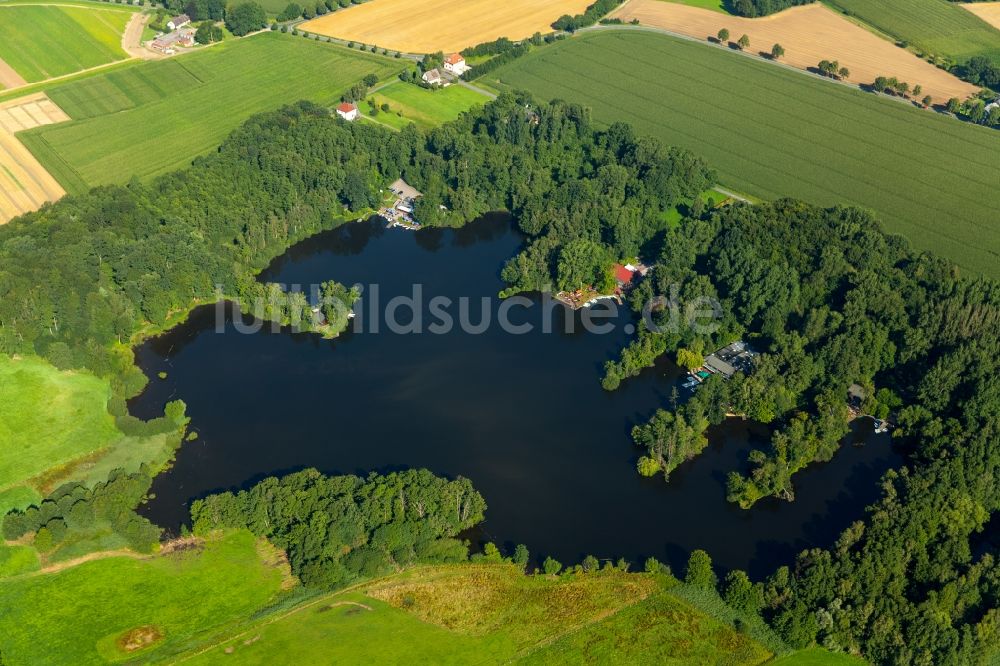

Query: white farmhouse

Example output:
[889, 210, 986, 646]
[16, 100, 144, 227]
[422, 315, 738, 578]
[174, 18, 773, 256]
[443, 53, 470, 76]
[336, 102, 359, 121]
[422, 68, 442, 85]
[166, 14, 191, 30]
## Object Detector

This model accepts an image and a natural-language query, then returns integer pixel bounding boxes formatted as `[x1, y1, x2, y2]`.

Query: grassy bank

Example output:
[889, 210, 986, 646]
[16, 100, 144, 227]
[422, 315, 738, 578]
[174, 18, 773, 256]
[20, 32, 405, 194]
[489, 29, 1000, 277]
[368, 81, 490, 130]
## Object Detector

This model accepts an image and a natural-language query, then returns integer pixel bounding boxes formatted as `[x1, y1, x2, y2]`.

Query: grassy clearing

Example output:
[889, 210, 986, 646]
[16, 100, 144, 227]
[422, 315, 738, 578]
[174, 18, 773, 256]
[0, 544, 40, 578]
[825, 0, 1000, 65]
[0, 531, 287, 665]
[667, 0, 733, 13]
[20, 32, 404, 193]
[0, 355, 119, 493]
[368, 81, 490, 129]
[0, 354, 178, 516]
[182, 564, 778, 664]
[770, 647, 870, 665]
[490, 29, 1000, 277]
[0, 5, 132, 82]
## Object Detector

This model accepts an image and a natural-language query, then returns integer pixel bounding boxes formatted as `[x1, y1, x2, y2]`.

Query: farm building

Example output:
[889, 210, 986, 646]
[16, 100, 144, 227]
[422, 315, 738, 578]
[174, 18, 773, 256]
[149, 29, 195, 53]
[167, 14, 191, 30]
[422, 68, 443, 85]
[444, 53, 470, 75]
[336, 102, 359, 121]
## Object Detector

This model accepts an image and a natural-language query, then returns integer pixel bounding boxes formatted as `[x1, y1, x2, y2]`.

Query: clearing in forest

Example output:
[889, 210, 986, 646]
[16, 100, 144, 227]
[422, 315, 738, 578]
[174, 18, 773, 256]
[299, 0, 593, 53]
[611, 0, 979, 103]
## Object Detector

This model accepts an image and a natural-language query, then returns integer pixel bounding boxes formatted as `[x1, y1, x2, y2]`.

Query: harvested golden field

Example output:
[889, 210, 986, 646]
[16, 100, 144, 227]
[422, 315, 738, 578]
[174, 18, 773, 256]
[611, 0, 979, 103]
[0, 93, 68, 224]
[963, 2, 1000, 31]
[300, 0, 593, 53]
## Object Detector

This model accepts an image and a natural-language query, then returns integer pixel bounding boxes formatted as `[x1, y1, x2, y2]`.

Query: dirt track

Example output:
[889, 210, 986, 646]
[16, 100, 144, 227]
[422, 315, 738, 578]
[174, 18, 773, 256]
[963, 2, 1000, 30]
[300, 0, 593, 53]
[611, 0, 979, 103]
[0, 93, 69, 224]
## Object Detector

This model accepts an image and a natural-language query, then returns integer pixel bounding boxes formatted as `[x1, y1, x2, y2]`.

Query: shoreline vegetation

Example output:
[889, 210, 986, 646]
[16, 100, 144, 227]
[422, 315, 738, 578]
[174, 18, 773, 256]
[1, 93, 999, 664]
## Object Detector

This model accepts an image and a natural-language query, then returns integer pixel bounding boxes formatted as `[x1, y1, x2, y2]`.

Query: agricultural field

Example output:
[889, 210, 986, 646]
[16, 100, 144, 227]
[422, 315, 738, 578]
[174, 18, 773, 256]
[0, 531, 289, 665]
[18, 33, 404, 194]
[963, 2, 1000, 32]
[181, 565, 780, 665]
[299, 0, 593, 53]
[489, 30, 1000, 277]
[367, 81, 490, 130]
[0, 5, 134, 85]
[612, 0, 979, 102]
[825, 0, 1000, 66]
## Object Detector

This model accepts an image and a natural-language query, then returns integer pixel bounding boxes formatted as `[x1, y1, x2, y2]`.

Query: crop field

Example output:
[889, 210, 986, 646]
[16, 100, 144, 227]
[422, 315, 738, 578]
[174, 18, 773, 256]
[183, 565, 776, 665]
[0, 531, 287, 665]
[19, 33, 404, 194]
[963, 2, 1000, 32]
[0, 5, 133, 84]
[612, 1, 979, 102]
[825, 0, 1000, 65]
[369, 82, 490, 129]
[490, 30, 1000, 276]
[299, 0, 594, 53]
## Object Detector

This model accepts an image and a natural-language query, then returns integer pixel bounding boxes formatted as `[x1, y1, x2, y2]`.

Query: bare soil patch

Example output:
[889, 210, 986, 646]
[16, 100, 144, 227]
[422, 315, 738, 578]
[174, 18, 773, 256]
[611, 0, 979, 103]
[300, 0, 593, 53]
[0, 57, 27, 89]
[963, 2, 1000, 30]
[117, 625, 164, 653]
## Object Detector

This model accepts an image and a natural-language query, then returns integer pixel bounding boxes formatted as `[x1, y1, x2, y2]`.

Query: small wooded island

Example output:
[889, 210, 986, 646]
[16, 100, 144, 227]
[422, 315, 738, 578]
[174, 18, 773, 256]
[1, 94, 998, 665]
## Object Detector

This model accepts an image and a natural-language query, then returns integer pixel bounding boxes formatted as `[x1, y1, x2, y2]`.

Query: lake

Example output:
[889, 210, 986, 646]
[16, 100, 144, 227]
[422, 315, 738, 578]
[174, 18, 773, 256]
[133, 215, 903, 578]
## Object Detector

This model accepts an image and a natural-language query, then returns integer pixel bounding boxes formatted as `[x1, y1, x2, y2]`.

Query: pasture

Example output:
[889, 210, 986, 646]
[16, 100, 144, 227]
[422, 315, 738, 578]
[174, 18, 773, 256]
[369, 82, 490, 129]
[490, 30, 1000, 276]
[0, 5, 133, 84]
[299, 0, 593, 53]
[0, 355, 119, 497]
[825, 0, 1000, 65]
[611, 0, 979, 102]
[0, 531, 287, 665]
[182, 565, 775, 665]
[19, 33, 404, 194]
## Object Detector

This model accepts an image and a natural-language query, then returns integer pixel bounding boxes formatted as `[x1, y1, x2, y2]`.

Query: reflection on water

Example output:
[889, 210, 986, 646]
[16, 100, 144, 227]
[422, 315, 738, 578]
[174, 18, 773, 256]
[134, 215, 903, 578]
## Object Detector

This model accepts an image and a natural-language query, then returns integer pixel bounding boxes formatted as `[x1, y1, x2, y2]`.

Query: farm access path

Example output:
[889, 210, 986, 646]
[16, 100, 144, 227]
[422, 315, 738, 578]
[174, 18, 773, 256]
[608, 0, 979, 104]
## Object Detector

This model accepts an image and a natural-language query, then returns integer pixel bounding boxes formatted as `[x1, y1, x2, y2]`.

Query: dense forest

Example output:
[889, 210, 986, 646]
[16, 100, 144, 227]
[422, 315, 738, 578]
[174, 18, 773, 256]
[730, 0, 815, 18]
[2, 93, 998, 664]
[190, 468, 485, 586]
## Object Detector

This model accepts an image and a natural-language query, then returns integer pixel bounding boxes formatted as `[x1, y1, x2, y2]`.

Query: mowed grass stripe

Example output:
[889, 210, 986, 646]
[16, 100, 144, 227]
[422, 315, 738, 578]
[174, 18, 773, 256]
[514, 45, 992, 252]
[49, 59, 202, 119]
[494, 31, 1000, 275]
[23, 33, 404, 193]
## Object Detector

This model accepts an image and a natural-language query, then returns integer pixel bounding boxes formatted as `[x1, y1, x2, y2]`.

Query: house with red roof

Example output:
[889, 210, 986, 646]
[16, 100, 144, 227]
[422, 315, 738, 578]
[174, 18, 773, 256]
[613, 263, 636, 287]
[336, 102, 359, 122]
[443, 53, 470, 75]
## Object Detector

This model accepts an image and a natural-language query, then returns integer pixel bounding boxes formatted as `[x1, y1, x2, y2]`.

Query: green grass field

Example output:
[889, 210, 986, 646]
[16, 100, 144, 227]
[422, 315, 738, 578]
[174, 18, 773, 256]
[0, 5, 132, 83]
[20, 32, 404, 194]
[183, 565, 775, 665]
[825, 0, 1000, 65]
[668, 0, 732, 13]
[0, 355, 179, 516]
[771, 648, 870, 665]
[490, 30, 1000, 277]
[0, 531, 287, 665]
[0, 356, 119, 494]
[369, 81, 490, 129]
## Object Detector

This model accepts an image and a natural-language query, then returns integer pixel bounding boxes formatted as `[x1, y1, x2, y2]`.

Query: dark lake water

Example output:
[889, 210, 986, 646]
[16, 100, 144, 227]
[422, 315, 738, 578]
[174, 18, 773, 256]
[133, 215, 903, 578]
